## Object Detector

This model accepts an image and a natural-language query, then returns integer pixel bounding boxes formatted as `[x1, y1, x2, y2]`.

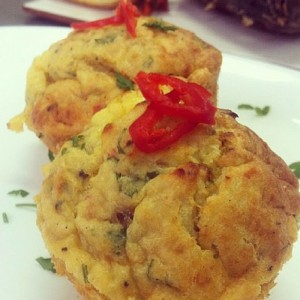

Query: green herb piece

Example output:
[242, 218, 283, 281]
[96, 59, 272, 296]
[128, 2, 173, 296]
[238, 104, 270, 116]
[48, 150, 55, 161]
[255, 106, 270, 116]
[2, 212, 9, 223]
[95, 34, 116, 45]
[238, 104, 254, 110]
[71, 135, 85, 149]
[107, 228, 126, 255]
[289, 161, 300, 179]
[36, 257, 56, 273]
[143, 56, 154, 69]
[61, 147, 68, 155]
[82, 264, 89, 283]
[116, 73, 134, 91]
[15, 203, 37, 208]
[143, 20, 177, 32]
[8, 189, 29, 197]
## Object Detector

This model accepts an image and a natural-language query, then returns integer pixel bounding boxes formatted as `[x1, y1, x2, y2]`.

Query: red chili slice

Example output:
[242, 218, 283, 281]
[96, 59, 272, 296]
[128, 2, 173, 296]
[71, 0, 140, 37]
[134, 71, 216, 124]
[129, 72, 217, 153]
[119, 0, 140, 37]
[71, 16, 122, 31]
[129, 104, 197, 153]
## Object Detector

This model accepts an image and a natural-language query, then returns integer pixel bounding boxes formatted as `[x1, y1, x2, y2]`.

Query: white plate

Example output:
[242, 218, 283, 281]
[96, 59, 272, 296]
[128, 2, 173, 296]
[0, 26, 299, 300]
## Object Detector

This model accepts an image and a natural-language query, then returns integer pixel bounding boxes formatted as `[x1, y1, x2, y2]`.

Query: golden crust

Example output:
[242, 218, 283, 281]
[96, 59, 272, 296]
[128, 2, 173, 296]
[22, 17, 222, 153]
[36, 93, 300, 300]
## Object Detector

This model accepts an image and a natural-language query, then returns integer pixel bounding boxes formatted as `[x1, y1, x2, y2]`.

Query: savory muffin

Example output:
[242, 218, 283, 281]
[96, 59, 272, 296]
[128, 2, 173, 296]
[12, 16, 221, 153]
[36, 89, 300, 300]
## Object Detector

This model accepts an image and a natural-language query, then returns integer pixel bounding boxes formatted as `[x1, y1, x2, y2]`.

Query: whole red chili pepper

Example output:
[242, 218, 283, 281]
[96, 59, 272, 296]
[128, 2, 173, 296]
[134, 72, 216, 124]
[71, 0, 140, 37]
[129, 104, 197, 153]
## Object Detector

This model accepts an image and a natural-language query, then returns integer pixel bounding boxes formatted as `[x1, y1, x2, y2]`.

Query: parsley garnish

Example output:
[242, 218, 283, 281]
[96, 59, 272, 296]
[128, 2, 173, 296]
[238, 104, 270, 116]
[116, 73, 134, 91]
[95, 34, 116, 45]
[61, 147, 68, 155]
[289, 161, 300, 179]
[48, 150, 55, 161]
[15, 203, 37, 208]
[8, 189, 29, 197]
[71, 135, 85, 149]
[2, 212, 9, 223]
[143, 20, 177, 32]
[82, 264, 89, 283]
[36, 257, 56, 273]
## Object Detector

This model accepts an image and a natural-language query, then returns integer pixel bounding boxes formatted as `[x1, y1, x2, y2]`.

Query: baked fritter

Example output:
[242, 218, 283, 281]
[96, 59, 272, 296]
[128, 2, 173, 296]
[36, 91, 300, 300]
[16, 16, 221, 153]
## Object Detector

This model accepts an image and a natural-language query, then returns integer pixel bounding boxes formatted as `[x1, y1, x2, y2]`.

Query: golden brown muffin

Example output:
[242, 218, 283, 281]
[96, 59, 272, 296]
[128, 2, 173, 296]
[11, 16, 221, 153]
[36, 91, 300, 300]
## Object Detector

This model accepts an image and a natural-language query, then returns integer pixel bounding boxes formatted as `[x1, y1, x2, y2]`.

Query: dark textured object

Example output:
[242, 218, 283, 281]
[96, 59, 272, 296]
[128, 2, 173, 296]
[198, 0, 300, 34]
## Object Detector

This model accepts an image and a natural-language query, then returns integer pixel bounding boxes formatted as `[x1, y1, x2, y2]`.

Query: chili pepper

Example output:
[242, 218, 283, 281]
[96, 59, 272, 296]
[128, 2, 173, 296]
[71, 16, 122, 31]
[119, 0, 140, 37]
[129, 104, 197, 153]
[129, 72, 217, 153]
[134, 71, 216, 124]
[71, 0, 140, 37]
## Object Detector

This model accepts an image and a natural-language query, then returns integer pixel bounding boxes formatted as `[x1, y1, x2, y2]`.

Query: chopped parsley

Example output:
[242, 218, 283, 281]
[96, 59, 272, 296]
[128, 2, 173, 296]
[2, 212, 9, 223]
[107, 228, 126, 255]
[36, 257, 56, 273]
[82, 264, 89, 283]
[95, 34, 116, 45]
[116, 73, 134, 91]
[48, 150, 55, 161]
[15, 203, 37, 208]
[61, 147, 68, 155]
[8, 189, 29, 197]
[238, 104, 270, 116]
[289, 161, 300, 179]
[143, 20, 177, 32]
[71, 135, 85, 149]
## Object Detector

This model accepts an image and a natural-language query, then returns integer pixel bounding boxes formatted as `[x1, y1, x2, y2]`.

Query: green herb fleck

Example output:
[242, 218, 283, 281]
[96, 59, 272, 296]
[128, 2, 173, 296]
[15, 203, 37, 208]
[48, 150, 55, 161]
[107, 228, 126, 255]
[143, 56, 154, 69]
[8, 189, 29, 197]
[82, 264, 89, 283]
[238, 104, 270, 116]
[237, 104, 253, 110]
[143, 20, 177, 32]
[71, 135, 85, 149]
[255, 106, 270, 116]
[36, 257, 56, 273]
[95, 34, 116, 45]
[289, 161, 300, 179]
[2, 212, 9, 223]
[116, 73, 134, 91]
[61, 147, 68, 155]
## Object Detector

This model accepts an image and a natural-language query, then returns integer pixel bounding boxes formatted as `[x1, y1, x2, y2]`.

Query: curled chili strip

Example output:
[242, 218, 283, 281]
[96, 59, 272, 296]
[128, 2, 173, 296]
[129, 104, 197, 153]
[71, 0, 140, 37]
[135, 71, 217, 124]
[129, 72, 217, 153]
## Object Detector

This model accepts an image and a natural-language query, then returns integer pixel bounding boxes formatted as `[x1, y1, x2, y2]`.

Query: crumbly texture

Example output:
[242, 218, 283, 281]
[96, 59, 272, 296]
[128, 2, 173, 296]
[36, 91, 300, 300]
[18, 16, 221, 153]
